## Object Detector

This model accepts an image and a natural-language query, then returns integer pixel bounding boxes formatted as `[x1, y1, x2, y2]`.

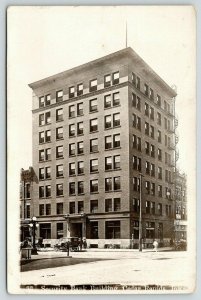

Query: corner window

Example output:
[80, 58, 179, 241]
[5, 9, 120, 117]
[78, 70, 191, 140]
[112, 71, 119, 85]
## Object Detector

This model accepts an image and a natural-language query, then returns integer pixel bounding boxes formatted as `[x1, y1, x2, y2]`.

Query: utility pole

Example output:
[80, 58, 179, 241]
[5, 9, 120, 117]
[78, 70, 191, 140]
[139, 173, 143, 251]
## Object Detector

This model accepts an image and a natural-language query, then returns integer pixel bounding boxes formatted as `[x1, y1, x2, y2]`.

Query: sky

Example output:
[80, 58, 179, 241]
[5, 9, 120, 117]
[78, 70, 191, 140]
[7, 6, 196, 290]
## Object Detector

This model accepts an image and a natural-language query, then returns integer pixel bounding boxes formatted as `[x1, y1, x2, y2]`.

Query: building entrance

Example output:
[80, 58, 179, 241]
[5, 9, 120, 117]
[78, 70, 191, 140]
[70, 222, 83, 238]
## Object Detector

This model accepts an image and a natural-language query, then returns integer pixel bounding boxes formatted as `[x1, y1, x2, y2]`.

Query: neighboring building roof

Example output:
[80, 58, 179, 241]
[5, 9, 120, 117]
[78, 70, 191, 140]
[28, 47, 177, 97]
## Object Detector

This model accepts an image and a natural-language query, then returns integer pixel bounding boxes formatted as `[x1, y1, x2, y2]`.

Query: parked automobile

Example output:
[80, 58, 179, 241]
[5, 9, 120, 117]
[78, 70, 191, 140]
[54, 237, 82, 252]
[174, 239, 187, 251]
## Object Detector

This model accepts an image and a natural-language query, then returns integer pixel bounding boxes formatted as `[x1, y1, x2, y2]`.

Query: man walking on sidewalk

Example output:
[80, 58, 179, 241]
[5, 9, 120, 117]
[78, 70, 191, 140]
[153, 240, 159, 252]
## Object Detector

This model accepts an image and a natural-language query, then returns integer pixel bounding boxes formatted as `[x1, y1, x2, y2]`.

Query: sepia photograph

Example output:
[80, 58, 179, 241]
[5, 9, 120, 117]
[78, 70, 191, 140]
[7, 5, 196, 294]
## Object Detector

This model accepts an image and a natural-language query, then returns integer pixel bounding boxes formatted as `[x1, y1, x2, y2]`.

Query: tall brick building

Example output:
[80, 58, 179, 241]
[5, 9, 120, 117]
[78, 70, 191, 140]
[27, 47, 177, 248]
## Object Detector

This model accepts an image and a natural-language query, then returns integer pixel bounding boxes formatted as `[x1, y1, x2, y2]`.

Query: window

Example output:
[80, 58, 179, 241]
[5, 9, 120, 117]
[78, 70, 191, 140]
[39, 150, 45, 161]
[105, 177, 112, 192]
[104, 94, 112, 108]
[146, 201, 150, 214]
[56, 222, 63, 239]
[133, 177, 140, 192]
[112, 71, 119, 85]
[113, 113, 120, 127]
[78, 201, 84, 213]
[158, 185, 162, 197]
[104, 74, 111, 87]
[151, 202, 155, 214]
[145, 141, 150, 155]
[69, 105, 75, 118]
[145, 181, 150, 194]
[114, 155, 120, 169]
[56, 184, 63, 196]
[45, 94, 51, 106]
[56, 108, 63, 122]
[40, 223, 51, 239]
[25, 204, 30, 218]
[146, 161, 150, 174]
[39, 204, 45, 216]
[69, 182, 75, 195]
[144, 84, 149, 96]
[136, 76, 140, 89]
[89, 98, 98, 112]
[77, 122, 84, 135]
[90, 179, 98, 193]
[145, 122, 149, 135]
[114, 176, 121, 190]
[158, 167, 162, 179]
[89, 79, 97, 92]
[78, 181, 84, 194]
[56, 165, 63, 177]
[114, 198, 121, 211]
[105, 135, 112, 149]
[57, 203, 63, 215]
[105, 115, 112, 129]
[158, 203, 162, 215]
[78, 161, 84, 175]
[150, 88, 154, 100]
[105, 221, 120, 239]
[132, 72, 136, 85]
[45, 204, 51, 215]
[39, 168, 45, 180]
[157, 112, 161, 125]
[90, 118, 98, 132]
[146, 222, 155, 239]
[77, 141, 84, 154]
[46, 112, 51, 124]
[56, 127, 63, 140]
[157, 95, 161, 107]
[132, 93, 141, 110]
[39, 114, 45, 126]
[69, 86, 75, 98]
[151, 182, 155, 195]
[56, 90, 63, 102]
[69, 124, 75, 137]
[105, 157, 112, 170]
[132, 73, 140, 89]
[150, 144, 155, 158]
[145, 103, 149, 116]
[151, 164, 155, 177]
[45, 167, 51, 179]
[69, 202, 75, 214]
[113, 92, 120, 106]
[77, 83, 83, 96]
[133, 156, 141, 171]
[69, 162, 76, 176]
[133, 135, 141, 151]
[45, 130, 51, 142]
[158, 148, 162, 161]
[90, 138, 98, 152]
[39, 186, 44, 198]
[150, 107, 154, 120]
[105, 198, 112, 212]
[90, 222, 98, 239]
[158, 130, 162, 143]
[90, 200, 98, 213]
[150, 125, 154, 138]
[113, 134, 120, 148]
[39, 96, 45, 108]
[56, 146, 63, 159]
[39, 132, 45, 143]
[45, 148, 51, 160]
[45, 185, 51, 197]
[69, 143, 75, 156]
[77, 102, 83, 116]
[90, 159, 98, 173]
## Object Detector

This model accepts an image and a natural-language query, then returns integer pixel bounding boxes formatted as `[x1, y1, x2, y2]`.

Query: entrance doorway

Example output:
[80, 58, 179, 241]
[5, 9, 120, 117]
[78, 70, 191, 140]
[70, 222, 82, 238]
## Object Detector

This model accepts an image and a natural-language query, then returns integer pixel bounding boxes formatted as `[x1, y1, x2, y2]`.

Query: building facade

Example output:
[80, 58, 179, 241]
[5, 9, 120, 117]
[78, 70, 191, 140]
[174, 172, 187, 241]
[28, 47, 177, 248]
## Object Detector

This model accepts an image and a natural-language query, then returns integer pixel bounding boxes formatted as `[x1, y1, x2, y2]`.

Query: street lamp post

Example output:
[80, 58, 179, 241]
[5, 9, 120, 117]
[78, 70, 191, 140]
[29, 216, 39, 255]
[139, 173, 144, 252]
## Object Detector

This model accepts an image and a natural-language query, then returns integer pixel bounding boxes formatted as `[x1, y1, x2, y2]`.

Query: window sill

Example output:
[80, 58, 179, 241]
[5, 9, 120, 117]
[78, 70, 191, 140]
[77, 113, 84, 117]
[77, 153, 84, 156]
[69, 116, 76, 119]
[105, 190, 122, 193]
[56, 138, 64, 141]
[69, 154, 76, 157]
[77, 173, 85, 176]
[105, 147, 121, 151]
[56, 119, 64, 123]
[78, 193, 85, 196]
[69, 194, 76, 197]
[56, 157, 64, 160]
[90, 171, 99, 174]
[90, 150, 99, 154]
[69, 135, 76, 138]
[39, 178, 51, 181]
[69, 174, 76, 177]
[105, 168, 121, 172]
[39, 159, 52, 163]
[77, 133, 84, 137]
[89, 110, 98, 114]
[56, 176, 64, 179]
[56, 195, 64, 198]
[104, 104, 121, 110]
[90, 130, 99, 134]
[90, 192, 99, 194]
[39, 123, 51, 127]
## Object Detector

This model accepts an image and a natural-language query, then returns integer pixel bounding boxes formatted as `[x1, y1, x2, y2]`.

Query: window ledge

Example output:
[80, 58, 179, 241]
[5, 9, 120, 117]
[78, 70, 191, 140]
[90, 192, 99, 194]
[90, 130, 99, 134]
[56, 157, 64, 160]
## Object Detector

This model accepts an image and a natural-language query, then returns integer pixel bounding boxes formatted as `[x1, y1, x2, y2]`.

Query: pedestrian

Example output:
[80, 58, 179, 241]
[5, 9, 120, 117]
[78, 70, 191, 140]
[153, 239, 158, 252]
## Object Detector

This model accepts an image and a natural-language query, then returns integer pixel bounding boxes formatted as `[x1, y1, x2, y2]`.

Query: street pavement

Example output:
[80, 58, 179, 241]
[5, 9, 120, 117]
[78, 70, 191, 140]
[20, 249, 194, 292]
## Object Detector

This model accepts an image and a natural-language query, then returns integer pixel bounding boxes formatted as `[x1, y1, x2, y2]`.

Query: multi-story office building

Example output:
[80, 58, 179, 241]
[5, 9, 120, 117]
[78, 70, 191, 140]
[28, 47, 177, 248]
